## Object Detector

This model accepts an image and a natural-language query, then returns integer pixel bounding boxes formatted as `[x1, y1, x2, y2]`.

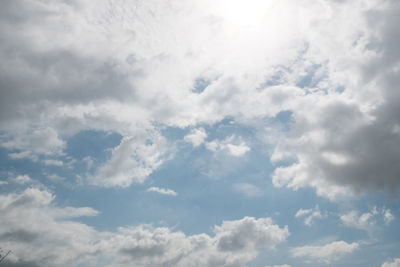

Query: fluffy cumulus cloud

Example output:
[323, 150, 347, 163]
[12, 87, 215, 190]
[291, 241, 359, 264]
[0, 188, 288, 267]
[382, 258, 400, 267]
[271, 0, 400, 199]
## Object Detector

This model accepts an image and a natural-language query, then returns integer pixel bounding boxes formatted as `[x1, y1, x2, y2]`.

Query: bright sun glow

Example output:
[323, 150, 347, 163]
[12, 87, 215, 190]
[215, 0, 272, 27]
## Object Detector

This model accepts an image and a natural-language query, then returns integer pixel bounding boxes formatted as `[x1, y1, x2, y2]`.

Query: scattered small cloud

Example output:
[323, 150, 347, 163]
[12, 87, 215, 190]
[42, 159, 64, 166]
[383, 209, 395, 225]
[232, 183, 262, 197]
[382, 258, 400, 267]
[205, 135, 250, 157]
[2, 128, 65, 160]
[291, 241, 359, 263]
[13, 175, 32, 185]
[184, 128, 207, 147]
[46, 174, 66, 183]
[147, 187, 178, 196]
[340, 207, 394, 231]
[295, 206, 323, 226]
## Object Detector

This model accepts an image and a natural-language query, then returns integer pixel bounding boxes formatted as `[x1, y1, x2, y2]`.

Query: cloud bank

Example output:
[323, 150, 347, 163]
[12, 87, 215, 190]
[0, 188, 288, 267]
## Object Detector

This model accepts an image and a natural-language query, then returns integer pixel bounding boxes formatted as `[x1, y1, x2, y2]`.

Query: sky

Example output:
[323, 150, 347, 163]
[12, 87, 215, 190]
[0, 0, 400, 266]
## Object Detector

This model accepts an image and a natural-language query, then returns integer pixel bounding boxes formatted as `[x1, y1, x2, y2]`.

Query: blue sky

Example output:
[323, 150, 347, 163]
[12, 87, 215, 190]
[1, 1, 400, 266]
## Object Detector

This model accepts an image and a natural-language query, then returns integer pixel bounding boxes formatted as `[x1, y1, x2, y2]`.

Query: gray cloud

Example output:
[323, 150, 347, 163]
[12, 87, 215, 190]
[2, 261, 41, 267]
[0, 230, 38, 243]
[272, 1, 400, 199]
[0, 188, 288, 267]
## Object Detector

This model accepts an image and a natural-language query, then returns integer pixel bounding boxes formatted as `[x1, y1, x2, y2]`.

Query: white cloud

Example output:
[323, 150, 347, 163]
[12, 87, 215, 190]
[340, 209, 377, 231]
[291, 241, 359, 263]
[205, 135, 250, 157]
[13, 175, 32, 185]
[1, 0, 398, 264]
[270, 1, 400, 200]
[265, 265, 291, 267]
[147, 187, 178, 196]
[295, 206, 323, 226]
[383, 209, 395, 225]
[8, 151, 38, 161]
[295, 209, 312, 218]
[43, 159, 64, 166]
[1, 128, 65, 159]
[0, 181, 8, 186]
[184, 128, 207, 147]
[232, 183, 262, 197]
[90, 131, 168, 188]
[0, 188, 99, 266]
[226, 143, 251, 157]
[106, 216, 289, 267]
[382, 258, 400, 267]
[340, 207, 394, 231]
[0, 189, 289, 267]
[49, 206, 99, 219]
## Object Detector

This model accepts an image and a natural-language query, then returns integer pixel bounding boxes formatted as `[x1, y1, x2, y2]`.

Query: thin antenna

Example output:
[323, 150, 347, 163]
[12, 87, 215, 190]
[0, 250, 11, 264]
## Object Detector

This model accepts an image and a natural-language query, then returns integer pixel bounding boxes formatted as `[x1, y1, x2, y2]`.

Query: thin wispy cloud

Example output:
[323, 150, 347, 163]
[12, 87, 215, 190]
[147, 187, 178, 196]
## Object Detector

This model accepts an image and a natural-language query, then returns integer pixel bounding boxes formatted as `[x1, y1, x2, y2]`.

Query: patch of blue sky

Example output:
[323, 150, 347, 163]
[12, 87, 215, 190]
[296, 64, 323, 89]
[41, 119, 285, 234]
[0, 148, 40, 191]
[128, 120, 327, 236]
[192, 77, 213, 94]
[257, 71, 286, 89]
[251, 194, 400, 267]
[55, 116, 307, 234]
[65, 130, 122, 162]
[0, 147, 71, 192]
[273, 110, 294, 132]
